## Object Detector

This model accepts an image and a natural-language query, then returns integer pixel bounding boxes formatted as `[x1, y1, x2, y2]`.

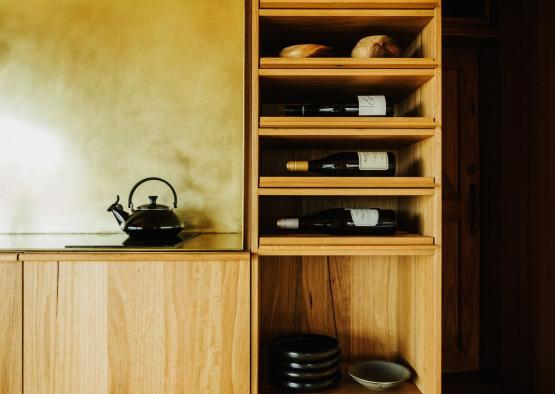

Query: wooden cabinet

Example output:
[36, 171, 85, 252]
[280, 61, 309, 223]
[3, 252, 249, 394]
[0, 255, 22, 394]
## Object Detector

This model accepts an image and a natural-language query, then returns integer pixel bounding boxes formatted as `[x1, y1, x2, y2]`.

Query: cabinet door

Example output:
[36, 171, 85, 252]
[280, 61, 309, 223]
[442, 49, 480, 371]
[23, 256, 250, 394]
[0, 256, 22, 394]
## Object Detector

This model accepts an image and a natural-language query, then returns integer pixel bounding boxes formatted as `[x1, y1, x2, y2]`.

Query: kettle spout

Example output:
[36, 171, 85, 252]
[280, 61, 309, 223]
[107, 195, 130, 226]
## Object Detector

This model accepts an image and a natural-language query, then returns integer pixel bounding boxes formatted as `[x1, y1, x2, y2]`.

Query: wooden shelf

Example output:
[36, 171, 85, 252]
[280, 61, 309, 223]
[258, 244, 437, 256]
[260, 233, 434, 246]
[260, 0, 438, 9]
[260, 176, 436, 188]
[260, 117, 436, 129]
[258, 187, 435, 196]
[260, 69, 435, 96]
[259, 128, 435, 146]
[261, 382, 421, 393]
[260, 10, 434, 35]
[260, 57, 438, 69]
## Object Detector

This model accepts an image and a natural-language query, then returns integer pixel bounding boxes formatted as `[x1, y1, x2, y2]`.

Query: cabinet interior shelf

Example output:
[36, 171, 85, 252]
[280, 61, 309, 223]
[260, 233, 434, 246]
[257, 244, 437, 256]
[260, 380, 421, 394]
[259, 9, 434, 34]
[260, 57, 438, 69]
[260, 68, 435, 95]
[259, 176, 436, 188]
[260, 117, 436, 129]
[258, 187, 435, 196]
[259, 0, 438, 9]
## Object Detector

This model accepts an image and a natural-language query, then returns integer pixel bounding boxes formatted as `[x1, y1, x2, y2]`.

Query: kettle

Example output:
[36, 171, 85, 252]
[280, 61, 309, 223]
[107, 177, 184, 240]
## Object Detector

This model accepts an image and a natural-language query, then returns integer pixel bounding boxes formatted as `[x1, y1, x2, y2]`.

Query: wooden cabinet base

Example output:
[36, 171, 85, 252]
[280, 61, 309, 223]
[21, 256, 250, 394]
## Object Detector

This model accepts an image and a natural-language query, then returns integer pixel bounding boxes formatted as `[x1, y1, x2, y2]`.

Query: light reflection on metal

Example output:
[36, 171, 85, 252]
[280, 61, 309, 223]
[0, 0, 244, 234]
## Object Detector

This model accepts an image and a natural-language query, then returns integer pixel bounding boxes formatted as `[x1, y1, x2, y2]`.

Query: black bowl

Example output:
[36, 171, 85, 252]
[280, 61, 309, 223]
[271, 354, 341, 371]
[271, 374, 341, 392]
[272, 364, 340, 382]
[270, 334, 340, 362]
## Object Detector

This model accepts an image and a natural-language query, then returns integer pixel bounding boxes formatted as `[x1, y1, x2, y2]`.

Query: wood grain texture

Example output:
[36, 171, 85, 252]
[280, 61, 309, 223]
[257, 245, 437, 256]
[259, 0, 438, 9]
[0, 260, 22, 394]
[259, 234, 434, 246]
[23, 258, 249, 394]
[260, 117, 436, 129]
[258, 187, 435, 196]
[260, 58, 438, 69]
[259, 177, 436, 188]
[18, 252, 249, 262]
[329, 256, 399, 360]
[398, 256, 441, 394]
[260, 68, 435, 98]
[259, 128, 436, 143]
[442, 49, 480, 372]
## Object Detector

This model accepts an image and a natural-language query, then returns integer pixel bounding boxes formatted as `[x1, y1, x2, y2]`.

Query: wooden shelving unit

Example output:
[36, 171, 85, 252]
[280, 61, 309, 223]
[249, 1, 441, 393]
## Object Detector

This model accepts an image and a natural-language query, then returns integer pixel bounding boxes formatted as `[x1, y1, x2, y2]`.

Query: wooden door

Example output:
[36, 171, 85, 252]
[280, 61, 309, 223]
[442, 49, 480, 372]
[22, 254, 250, 394]
[0, 256, 22, 394]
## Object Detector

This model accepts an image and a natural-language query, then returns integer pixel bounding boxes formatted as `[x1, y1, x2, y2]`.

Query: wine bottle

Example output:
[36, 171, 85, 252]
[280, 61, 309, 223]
[284, 95, 394, 117]
[286, 152, 396, 177]
[276, 208, 397, 235]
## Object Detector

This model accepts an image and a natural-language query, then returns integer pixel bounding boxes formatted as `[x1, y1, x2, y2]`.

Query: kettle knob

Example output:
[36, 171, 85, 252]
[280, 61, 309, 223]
[148, 196, 158, 206]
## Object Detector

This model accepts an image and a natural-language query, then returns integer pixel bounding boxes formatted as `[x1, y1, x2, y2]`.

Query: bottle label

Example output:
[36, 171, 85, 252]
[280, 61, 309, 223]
[349, 209, 379, 227]
[358, 152, 389, 171]
[358, 95, 387, 116]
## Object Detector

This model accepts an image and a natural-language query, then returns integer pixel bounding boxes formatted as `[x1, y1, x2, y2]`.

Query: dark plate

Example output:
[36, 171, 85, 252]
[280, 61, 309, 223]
[271, 354, 341, 371]
[272, 364, 340, 382]
[271, 374, 340, 392]
[270, 334, 340, 362]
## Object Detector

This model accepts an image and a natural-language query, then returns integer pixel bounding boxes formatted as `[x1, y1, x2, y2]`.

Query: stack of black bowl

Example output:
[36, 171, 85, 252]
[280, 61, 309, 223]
[270, 334, 341, 392]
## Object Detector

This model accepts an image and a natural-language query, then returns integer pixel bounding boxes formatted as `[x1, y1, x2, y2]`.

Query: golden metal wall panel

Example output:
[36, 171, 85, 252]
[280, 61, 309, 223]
[0, 0, 244, 233]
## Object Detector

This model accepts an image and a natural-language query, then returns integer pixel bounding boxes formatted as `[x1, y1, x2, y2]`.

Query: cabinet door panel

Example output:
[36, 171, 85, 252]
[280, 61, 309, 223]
[0, 259, 22, 394]
[23, 259, 249, 394]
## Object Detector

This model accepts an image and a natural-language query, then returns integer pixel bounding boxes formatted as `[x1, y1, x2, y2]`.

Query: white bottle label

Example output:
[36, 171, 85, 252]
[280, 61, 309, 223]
[349, 209, 379, 227]
[358, 152, 389, 171]
[358, 95, 387, 116]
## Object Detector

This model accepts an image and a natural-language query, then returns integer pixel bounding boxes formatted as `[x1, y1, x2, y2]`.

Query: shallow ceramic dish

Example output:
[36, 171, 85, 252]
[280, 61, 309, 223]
[270, 334, 340, 362]
[348, 360, 411, 391]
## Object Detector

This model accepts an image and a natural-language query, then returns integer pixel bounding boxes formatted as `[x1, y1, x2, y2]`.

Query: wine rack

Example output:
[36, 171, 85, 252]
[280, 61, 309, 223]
[249, 1, 442, 393]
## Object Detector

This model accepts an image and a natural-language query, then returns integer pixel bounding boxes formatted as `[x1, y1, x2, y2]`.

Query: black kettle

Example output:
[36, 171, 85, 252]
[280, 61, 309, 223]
[107, 177, 184, 240]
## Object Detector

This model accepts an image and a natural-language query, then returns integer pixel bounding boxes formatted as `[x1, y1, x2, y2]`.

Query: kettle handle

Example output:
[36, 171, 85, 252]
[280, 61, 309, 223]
[128, 177, 178, 209]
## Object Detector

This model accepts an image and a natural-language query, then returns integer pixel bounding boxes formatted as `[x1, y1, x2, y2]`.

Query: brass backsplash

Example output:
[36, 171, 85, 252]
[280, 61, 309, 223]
[0, 0, 244, 233]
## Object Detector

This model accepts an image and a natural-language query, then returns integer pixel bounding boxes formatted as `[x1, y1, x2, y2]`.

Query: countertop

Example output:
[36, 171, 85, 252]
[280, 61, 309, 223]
[0, 232, 244, 252]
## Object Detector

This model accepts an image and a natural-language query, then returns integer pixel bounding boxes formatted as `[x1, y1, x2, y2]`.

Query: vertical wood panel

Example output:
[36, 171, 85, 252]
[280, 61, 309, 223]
[24, 262, 109, 394]
[0, 260, 22, 394]
[329, 256, 399, 361]
[23, 258, 249, 394]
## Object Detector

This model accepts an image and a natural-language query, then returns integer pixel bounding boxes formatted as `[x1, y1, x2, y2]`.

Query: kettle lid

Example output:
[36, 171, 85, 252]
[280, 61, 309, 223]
[136, 195, 170, 211]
